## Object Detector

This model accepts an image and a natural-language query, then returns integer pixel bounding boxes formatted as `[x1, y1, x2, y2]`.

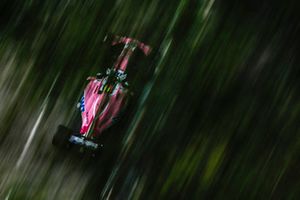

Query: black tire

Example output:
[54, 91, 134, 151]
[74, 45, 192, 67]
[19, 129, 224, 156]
[52, 125, 72, 148]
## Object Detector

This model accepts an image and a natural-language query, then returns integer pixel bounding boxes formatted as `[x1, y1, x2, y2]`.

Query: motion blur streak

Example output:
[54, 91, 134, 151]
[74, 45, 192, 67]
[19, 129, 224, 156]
[16, 102, 46, 168]
[0, 0, 300, 199]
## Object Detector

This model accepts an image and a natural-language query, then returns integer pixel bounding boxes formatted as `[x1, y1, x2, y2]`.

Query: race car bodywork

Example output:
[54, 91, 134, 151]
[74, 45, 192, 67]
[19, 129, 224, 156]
[52, 35, 151, 153]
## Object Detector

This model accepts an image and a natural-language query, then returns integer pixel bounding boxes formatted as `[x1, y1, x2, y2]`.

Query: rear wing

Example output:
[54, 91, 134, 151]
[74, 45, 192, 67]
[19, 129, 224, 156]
[104, 34, 152, 56]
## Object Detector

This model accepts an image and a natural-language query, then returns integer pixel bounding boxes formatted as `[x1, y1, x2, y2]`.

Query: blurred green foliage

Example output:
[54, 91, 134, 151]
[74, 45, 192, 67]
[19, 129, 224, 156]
[0, 0, 299, 199]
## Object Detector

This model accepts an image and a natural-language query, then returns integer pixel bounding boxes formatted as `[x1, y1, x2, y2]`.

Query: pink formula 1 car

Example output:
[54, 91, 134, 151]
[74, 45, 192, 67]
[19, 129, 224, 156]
[52, 35, 151, 153]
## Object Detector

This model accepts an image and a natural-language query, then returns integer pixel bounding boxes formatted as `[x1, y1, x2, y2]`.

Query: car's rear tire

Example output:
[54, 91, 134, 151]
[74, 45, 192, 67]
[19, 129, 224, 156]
[52, 125, 72, 148]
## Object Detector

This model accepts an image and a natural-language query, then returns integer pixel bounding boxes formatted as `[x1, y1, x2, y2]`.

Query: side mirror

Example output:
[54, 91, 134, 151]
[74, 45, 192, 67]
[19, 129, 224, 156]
[96, 73, 104, 79]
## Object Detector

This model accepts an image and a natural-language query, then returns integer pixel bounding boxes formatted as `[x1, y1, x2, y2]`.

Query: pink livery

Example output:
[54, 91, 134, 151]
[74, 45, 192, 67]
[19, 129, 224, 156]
[79, 35, 151, 138]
